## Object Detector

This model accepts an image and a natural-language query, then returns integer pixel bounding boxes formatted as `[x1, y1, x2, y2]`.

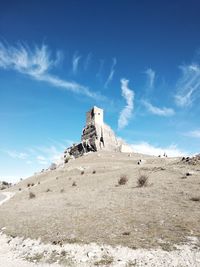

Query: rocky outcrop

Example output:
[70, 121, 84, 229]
[64, 106, 132, 160]
[181, 154, 200, 165]
[0, 181, 12, 190]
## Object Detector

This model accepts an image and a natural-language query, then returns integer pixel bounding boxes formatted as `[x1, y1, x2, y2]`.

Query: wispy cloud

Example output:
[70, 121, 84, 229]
[96, 59, 104, 80]
[0, 42, 102, 100]
[145, 68, 155, 88]
[84, 52, 92, 71]
[118, 79, 134, 129]
[104, 57, 117, 88]
[184, 129, 200, 138]
[131, 142, 188, 157]
[142, 100, 175, 116]
[175, 64, 200, 107]
[3, 139, 74, 167]
[72, 51, 81, 74]
[4, 150, 28, 159]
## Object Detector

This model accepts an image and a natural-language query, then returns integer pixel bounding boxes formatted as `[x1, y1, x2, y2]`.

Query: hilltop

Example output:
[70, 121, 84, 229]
[1, 151, 200, 251]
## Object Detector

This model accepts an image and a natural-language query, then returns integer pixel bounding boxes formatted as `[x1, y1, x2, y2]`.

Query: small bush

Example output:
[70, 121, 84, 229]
[29, 192, 35, 199]
[190, 197, 200, 202]
[46, 188, 51, 192]
[81, 171, 84, 175]
[31, 183, 34, 186]
[38, 181, 40, 185]
[92, 170, 96, 174]
[72, 181, 77, 187]
[137, 175, 148, 187]
[118, 175, 128, 185]
[27, 183, 31, 187]
[60, 188, 65, 193]
[19, 188, 21, 191]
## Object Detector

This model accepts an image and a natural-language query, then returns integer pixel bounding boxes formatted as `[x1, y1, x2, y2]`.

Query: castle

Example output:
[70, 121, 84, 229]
[64, 106, 132, 160]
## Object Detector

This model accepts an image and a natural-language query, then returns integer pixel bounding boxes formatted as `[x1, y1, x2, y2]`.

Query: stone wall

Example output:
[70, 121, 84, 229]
[64, 106, 133, 159]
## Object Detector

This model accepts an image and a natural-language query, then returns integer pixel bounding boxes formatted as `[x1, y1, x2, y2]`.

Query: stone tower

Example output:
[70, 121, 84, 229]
[64, 106, 132, 159]
[86, 106, 103, 126]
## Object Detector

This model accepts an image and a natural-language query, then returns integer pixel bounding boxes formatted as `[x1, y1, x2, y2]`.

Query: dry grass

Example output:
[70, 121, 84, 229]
[137, 174, 148, 187]
[29, 192, 36, 199]
[190, 196, 200, 202]
[1, 151, 200, 251]
[118, 174, 128, 185]
[72, 181, 77, 187]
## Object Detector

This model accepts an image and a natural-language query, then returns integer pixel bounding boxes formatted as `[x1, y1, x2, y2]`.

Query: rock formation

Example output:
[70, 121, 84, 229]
[64, 106, 132, 161]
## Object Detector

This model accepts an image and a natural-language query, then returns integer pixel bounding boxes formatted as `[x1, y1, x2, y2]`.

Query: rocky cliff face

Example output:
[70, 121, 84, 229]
[64, 106, 132, 161]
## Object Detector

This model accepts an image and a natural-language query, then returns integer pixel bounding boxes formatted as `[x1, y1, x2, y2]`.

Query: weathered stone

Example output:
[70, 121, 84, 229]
[64, 106, 132, 159]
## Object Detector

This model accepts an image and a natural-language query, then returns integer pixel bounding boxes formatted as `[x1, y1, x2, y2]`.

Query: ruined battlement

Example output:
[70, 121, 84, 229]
[86, 106, 104, 126]
[64, 106, 132, 160]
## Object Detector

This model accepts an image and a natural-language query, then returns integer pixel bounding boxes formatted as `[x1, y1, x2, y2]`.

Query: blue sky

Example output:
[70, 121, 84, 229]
[0, 0, 200, 182]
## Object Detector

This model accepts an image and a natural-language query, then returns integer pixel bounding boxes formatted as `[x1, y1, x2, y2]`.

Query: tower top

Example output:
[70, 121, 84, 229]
[86, 106, 104, 125]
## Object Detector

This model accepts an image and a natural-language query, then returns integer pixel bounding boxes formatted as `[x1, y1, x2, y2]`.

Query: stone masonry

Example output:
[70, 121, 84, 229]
[64, 106, 132, 160]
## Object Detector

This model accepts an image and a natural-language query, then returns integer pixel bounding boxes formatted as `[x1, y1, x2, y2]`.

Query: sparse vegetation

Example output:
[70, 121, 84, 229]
[122, 231, 130, 235]
[190, 197, 200, 202]
[137, 174, 148, 187]
[29, 192, 36, 199]
[72, 181, 77, 186]
[94, 255, 114, 266]
[118, 175, 128, 185]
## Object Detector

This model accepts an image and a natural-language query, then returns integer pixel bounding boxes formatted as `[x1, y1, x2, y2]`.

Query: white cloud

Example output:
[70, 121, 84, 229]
[104, 57, 117, 88]
[175, 64, 200, 107]
[142, 100, 175, 116]
[72, 52, 81, 74]
[0, 42, 101, 100]
[84, 52, 92, 71]
[118, 79, 134, 129]
[145, 68, 155, 88]
[36, 155, 48, 165]
[185, 129, 200, 138]
[131, 142, 188, 157]
[96, 59, 104, 79]
[4, 150, 28, 159]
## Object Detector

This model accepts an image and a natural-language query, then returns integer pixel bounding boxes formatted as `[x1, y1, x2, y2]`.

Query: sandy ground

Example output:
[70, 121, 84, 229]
[0, 151, 200, 266]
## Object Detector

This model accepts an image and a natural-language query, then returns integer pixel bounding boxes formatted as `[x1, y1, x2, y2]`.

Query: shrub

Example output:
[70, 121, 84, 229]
[190, 197, 200, 202]
[81, 171, 84, 175]
[38, 181, 40, 185]
[19, 188, 21, 191]
[27, 183, 31, 187]
[72, 181, 77, 187]
[92, 170, 96, 174]
[137, 175, 148, 187]
[46, 188, 51, 192]
[29, 192, 35, 199]
[118, 175, 128, 185]
[31, 183, 34, 186]
[60, 188, 64, 193]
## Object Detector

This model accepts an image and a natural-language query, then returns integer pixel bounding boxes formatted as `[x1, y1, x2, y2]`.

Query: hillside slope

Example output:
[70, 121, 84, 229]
[0, 151, 200, 251]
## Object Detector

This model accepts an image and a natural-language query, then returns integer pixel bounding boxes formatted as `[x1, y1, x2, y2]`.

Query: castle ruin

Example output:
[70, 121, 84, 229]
[64, 106, 132, 160]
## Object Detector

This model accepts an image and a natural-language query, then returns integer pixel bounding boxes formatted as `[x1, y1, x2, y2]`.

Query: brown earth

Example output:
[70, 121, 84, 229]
[0, 151, 200, 250]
